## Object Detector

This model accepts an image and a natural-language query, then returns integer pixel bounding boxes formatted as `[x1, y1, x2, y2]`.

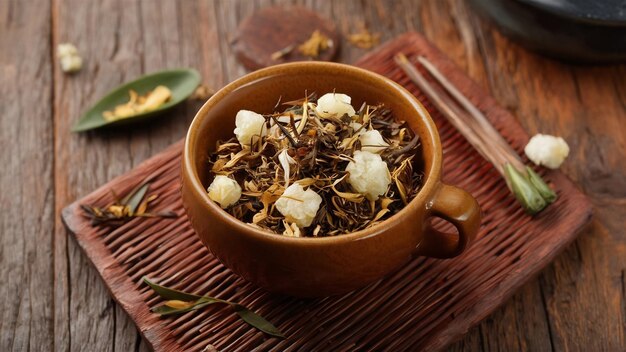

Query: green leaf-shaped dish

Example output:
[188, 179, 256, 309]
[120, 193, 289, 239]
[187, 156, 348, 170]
[73, 68, 201, 132]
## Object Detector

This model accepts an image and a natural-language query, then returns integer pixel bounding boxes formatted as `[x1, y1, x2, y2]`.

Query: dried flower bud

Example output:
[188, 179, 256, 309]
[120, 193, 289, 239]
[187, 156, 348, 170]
[275, 183, 322, 228]
[234, 110, 267, 146]
[207, 175, 242, 209]
[315, 93, 356, 118]
[359, 130, 389, 153]
[57, 43, 82, 73]
[524, 134, 569, 169]
[346, 151, 391, 201]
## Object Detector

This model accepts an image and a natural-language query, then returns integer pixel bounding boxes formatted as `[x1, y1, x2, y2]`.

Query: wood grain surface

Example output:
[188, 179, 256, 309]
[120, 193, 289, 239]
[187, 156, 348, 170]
[1, 0, 624, 351]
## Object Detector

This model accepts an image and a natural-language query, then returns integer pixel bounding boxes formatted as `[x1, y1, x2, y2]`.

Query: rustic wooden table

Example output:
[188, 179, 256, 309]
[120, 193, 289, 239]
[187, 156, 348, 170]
[1, 0, 625, 351]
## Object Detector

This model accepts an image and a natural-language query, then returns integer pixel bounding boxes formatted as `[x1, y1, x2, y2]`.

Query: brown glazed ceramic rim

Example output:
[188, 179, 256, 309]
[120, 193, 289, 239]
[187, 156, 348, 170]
[183, 62, 442, 245]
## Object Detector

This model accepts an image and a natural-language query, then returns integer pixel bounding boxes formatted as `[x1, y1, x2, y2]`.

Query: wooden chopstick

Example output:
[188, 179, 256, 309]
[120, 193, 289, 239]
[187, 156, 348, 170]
[394, 53, 525, 175]
[394, 52, 557, 215]
[415, 56, 524, 169]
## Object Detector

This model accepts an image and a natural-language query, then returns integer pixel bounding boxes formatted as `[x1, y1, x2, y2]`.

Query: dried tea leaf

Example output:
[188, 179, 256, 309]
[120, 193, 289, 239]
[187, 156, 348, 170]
[372, 208, 390, 222]
[125, 183, 150, 215]
[331, 186, 364, 203]
[282, 221, 302, 237]
[380, 197, 395, 210]
[143, 277, 284, 338]
[143, 277, 204, 301]
[233, 304, 285, 338]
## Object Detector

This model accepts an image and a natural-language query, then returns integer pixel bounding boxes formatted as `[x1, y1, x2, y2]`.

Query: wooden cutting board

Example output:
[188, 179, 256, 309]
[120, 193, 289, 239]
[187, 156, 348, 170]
[62, 32, 592, 351]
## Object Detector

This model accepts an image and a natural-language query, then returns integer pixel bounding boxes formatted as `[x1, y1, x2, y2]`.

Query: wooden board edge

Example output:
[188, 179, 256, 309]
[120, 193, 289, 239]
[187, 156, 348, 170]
[60, 140, 186, 352]
[61, 202, 184, 352]
[424, 192, 593, 350]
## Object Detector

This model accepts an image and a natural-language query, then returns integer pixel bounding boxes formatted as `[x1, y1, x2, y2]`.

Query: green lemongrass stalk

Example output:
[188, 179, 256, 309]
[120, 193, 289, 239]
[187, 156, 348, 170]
[504, 164, 546, 213]
[394, 53, 557, 215]
[143, 277, 284, 338]
[526, 166, 557, 203]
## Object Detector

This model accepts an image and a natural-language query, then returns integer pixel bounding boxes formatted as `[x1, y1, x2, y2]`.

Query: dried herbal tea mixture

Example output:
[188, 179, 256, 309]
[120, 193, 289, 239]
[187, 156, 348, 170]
[207, 92, 422, 237]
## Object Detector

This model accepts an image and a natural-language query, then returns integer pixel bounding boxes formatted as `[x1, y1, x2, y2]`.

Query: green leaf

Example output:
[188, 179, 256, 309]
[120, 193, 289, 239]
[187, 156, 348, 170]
[124, 183, 150, 214]
[232, 304, 285, 338]
[504, 163, 547, 215]
[143, 277, 204, 301]
[73, 68, 201, 132]
[525, 167, 557, 203]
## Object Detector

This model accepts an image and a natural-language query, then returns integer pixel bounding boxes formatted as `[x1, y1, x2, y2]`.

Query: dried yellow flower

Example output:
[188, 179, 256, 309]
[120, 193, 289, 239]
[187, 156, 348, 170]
[347, 24, 380, 49]
[297, 30, 332, 58]
[103, 85, 172, 121]
[191, 84, 214, 101]
[164, 300, 195, 309]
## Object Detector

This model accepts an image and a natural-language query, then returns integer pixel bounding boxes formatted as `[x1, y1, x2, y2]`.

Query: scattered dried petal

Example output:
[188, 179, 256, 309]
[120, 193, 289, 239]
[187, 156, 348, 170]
[347, 24, 381, 49]
[191, 84, 215, 101]
[297, 30, 332, 58]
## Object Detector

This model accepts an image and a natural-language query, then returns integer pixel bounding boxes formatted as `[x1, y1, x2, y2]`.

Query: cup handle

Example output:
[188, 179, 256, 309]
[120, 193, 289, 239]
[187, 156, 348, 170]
[418, 183, 481, 258]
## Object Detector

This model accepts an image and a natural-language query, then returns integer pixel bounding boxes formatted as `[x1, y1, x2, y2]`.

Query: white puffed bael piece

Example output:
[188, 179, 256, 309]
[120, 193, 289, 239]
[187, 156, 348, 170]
[359, 130, 389, 153]
[60, 56, 83, 73]
[346, 150, 391, 201]
[57, 43, 79, 57]
[524, 134, 570, 169]
[315, 93, 356, 118]
[275, 183, 322, 228]
[207, 175, 242, 209]
[234, 110, 267, 146]
[57, 43, 82, 73]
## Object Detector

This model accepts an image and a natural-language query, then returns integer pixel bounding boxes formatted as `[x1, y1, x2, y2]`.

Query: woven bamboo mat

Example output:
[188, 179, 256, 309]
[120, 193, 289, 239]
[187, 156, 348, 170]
[62, 32, 592, 351]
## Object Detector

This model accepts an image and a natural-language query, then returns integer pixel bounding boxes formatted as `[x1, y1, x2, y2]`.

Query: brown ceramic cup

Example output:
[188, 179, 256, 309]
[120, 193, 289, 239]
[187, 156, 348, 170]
[181, 62, 481, 297]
